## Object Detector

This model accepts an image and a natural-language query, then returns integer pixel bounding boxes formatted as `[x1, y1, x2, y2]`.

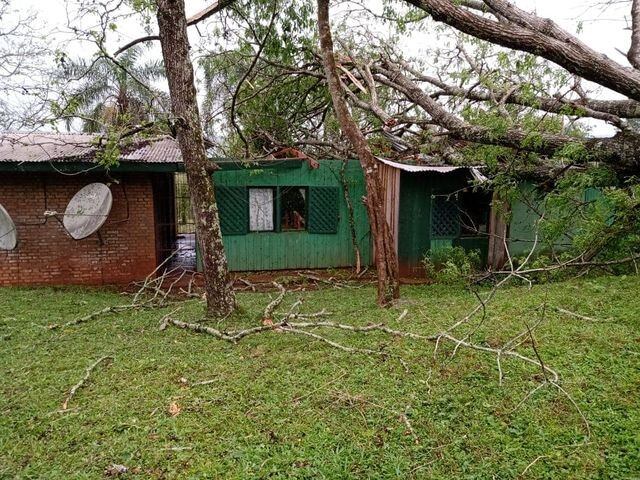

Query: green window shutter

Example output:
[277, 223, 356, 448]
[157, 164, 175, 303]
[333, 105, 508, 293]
[216, 186, 248, 235]
[308, 186, 340, 234]
[431, 197, 460, 238]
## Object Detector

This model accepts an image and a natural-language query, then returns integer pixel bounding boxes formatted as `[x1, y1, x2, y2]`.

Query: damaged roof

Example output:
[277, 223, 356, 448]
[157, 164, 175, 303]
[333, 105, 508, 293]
[0, 133, 182, 164]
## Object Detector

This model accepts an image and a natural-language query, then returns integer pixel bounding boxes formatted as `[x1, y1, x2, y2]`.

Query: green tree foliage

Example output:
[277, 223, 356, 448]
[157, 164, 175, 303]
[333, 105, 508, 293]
[200, 0, 324, 157]
[54, 46, 167, 133]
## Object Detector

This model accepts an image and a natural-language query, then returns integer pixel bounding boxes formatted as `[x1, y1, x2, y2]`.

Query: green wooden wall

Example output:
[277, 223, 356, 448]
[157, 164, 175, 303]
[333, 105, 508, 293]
[507, 183, 541, 257]
[397, 170, 489, 274]
[509, 183, 602, 257]
[201, 160, 371, 272]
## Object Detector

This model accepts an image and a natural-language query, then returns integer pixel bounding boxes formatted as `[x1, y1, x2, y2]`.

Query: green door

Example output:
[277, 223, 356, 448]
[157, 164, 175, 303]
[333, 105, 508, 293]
[397, 172, 431, 276]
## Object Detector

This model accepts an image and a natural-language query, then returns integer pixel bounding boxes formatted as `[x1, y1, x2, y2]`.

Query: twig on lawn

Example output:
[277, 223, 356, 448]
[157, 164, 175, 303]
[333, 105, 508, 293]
[553, 306, 611, 323]
[496, 352, 504, 386]
[510, 382, 548, 414]
[50, 305, 122, 330]
[61, 355, 112, 411]
[190, 379, 217, 386]
[162, 315, 561, 384]
[292, 370, 348, 404]
[52, 260, 187, 330]
[158, 307, 183, 331]
[520, 454, 550, 476]
[299, 271, 358, 289]
[281, 326, 389, 357]
[356, 266, 369, 278]
[525, 320, 549, 383]
[263, 282, 286, 321]
[166, 317, 280, 342]
[237, 277, 257, 291]
[157, 274, 595, 439]
[550, 381, 591, 440]
[399, 406, 419, 444]
[133, 247, 183, 305]
[338, 393, 419, 444]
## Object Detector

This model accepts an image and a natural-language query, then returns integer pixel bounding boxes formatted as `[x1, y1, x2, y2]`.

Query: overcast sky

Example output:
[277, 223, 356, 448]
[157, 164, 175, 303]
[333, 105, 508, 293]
[17, 1, 630, 57]
[6, 0, 634, 135]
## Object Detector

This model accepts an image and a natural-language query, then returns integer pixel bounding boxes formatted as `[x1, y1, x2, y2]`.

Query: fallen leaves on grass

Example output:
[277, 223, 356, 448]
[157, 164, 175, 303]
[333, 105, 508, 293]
[168, 402, 181, 417]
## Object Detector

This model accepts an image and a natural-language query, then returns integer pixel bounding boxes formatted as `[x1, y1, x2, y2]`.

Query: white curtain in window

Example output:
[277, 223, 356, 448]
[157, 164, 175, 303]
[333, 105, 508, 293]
[249, 188, 274, 231]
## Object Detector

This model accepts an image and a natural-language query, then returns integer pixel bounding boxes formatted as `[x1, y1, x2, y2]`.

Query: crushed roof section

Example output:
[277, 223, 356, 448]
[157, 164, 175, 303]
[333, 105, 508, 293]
[0, 133, 183, 164]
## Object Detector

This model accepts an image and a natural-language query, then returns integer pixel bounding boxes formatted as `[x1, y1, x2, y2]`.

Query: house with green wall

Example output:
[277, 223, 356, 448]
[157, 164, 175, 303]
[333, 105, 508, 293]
[0, 132, 558, 284]
[197, 157, 562, 277]
[376, 158, 494, 276]
[199, 158, 372, 272]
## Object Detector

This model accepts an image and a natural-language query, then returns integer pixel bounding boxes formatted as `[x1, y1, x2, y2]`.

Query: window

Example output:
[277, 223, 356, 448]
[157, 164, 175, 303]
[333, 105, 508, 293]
[431, 197, 460, 238]
[217, 185, 340, 235]
[431, 189, 491, 238]
[280, 187, 307, 231]
[249, 188, 274, 231]
[457, 189, 491, 236]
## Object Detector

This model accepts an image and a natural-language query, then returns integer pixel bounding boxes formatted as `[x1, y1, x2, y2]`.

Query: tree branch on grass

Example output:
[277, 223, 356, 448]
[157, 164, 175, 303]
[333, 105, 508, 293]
[263, 282, 286, 322]
[50, 249, 188, 330]
[61, 355, 112, 411]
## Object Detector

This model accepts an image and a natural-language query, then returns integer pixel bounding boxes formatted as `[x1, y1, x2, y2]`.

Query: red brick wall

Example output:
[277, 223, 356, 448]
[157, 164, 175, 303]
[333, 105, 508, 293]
[0, 172, 158, 286]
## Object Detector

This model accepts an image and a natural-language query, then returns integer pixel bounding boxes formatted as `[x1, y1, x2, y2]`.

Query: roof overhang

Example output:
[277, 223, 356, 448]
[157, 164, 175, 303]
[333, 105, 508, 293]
[377, 157, 487, 182]
[0, 161, 185, 173]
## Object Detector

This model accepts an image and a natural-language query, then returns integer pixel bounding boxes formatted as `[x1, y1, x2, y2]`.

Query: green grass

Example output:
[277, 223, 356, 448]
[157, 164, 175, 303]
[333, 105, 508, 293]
[1, 275, 639, 479]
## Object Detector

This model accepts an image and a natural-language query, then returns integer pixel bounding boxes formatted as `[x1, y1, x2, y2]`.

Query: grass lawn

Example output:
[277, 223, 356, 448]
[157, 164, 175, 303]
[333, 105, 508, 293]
[1, 275, 639, 479]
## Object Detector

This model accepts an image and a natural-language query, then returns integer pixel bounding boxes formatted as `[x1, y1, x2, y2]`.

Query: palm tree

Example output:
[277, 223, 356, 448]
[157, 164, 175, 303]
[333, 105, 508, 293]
[59, 46, 167, 133]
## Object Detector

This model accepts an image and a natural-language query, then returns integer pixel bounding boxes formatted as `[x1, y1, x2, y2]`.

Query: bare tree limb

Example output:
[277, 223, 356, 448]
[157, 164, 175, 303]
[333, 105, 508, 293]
[374, 61, 640, 171]
[114, 0, 236, 56]
[263, 282, 286, 321]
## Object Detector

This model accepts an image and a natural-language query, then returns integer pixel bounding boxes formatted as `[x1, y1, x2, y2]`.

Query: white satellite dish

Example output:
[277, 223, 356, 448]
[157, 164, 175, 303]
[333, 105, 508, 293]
[63, 183, 113, 240]
[0, 204, 17, 250]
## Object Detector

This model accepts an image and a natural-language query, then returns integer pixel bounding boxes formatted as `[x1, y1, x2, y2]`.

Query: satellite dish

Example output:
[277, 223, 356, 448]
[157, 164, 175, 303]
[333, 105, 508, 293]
[0, 204, 17, 250]
[63, 183, 113, 240]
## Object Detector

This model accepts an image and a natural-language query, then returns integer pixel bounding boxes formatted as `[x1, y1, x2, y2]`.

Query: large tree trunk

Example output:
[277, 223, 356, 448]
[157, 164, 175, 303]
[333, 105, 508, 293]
[487, 192, 509, 270]
[155, 0, 235, 316]
[317, 0, 399, 306]
[630, 0, 640, 69]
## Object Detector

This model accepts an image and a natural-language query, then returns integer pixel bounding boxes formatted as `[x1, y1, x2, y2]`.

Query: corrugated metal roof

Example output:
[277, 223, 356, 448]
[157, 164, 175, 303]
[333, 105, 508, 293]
[376, 157, 487, 182]
[0, 133, 182, 164]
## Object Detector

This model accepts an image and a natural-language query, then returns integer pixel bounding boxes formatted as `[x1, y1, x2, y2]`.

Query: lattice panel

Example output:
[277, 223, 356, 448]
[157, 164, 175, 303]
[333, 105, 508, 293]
[217, 186, 248, 235]
[431, 197, 460, 237]
[308, 186, 339, 234]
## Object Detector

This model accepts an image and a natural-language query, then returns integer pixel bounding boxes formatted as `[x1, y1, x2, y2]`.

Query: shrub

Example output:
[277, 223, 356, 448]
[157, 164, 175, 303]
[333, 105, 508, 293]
[422, 246, 481, 284]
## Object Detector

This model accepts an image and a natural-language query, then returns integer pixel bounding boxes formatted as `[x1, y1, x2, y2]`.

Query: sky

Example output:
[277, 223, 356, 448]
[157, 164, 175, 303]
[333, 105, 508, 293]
[5, 0, 634, 136]
[16, 1, 630, 61]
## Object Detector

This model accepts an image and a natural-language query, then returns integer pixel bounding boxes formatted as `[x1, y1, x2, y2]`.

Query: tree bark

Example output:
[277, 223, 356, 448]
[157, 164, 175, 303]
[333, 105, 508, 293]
[317, 0, 399, 305]
[155, 0, 235, 316]
[630, 0, 640, 69]
[487, 192, 509, 270]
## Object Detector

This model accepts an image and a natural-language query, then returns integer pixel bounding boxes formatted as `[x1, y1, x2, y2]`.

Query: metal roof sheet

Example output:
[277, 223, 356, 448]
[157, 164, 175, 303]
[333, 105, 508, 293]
[376, 157, 487, 182]
[0, 133, 182, 164]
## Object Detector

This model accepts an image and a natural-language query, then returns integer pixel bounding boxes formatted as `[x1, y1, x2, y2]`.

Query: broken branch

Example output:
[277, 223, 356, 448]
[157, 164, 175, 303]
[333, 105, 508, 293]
[61, 355, 112, 411]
